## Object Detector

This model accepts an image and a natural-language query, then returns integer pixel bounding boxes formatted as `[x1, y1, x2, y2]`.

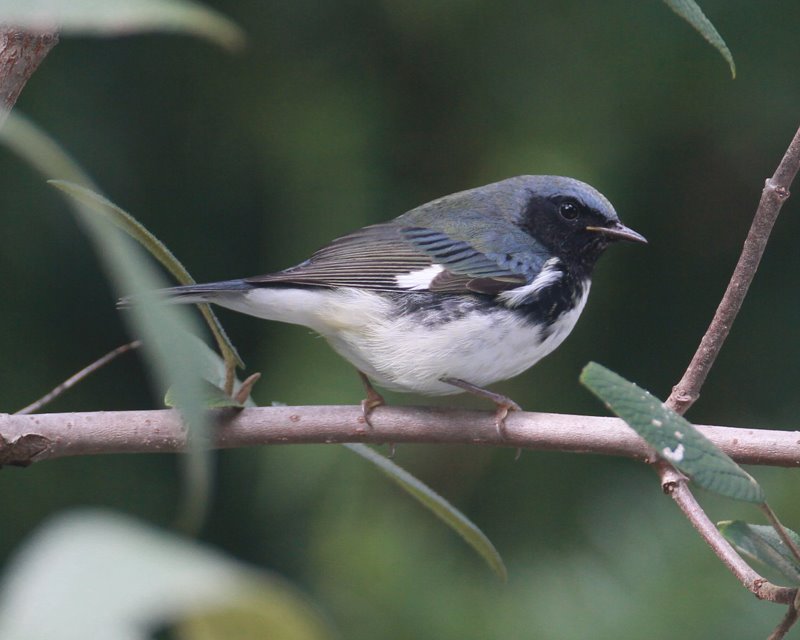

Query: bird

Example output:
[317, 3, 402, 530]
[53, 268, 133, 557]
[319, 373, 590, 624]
[145, 175, 645, 436]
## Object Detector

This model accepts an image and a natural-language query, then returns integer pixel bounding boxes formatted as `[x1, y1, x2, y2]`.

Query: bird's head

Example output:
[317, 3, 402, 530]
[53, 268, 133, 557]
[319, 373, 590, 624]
[511, 176, 646, 273]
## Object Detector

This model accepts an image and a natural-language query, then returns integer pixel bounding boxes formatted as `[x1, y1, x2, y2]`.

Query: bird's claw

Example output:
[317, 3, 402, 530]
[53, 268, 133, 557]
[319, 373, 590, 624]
[493, 399, 521, 439]
[493, 401, 523, 460]
[358, 371, 385, 429]
[439, 376, 522, 443]
[357, 371, 396, 456]
[360, 394, 385, 428]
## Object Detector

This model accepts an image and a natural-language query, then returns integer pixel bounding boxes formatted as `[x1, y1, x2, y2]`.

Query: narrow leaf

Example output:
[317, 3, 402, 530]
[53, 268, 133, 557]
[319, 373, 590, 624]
[87, 181, 244, 372]
[0, 109, 249, 531]
[581, 362, 764, 503]
[182, 333, 255, 406]
[344, 443, 507, 581]
[719, 520, 800, 586]
[49, 181, 214, 531]
[663, 0, 736, 77]
[0, 0, 245, 51]
[0, 111, 243, 377]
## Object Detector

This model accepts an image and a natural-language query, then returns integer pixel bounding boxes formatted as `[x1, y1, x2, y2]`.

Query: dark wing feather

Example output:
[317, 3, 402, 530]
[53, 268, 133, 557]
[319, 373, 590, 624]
[245, 223, 527, 293]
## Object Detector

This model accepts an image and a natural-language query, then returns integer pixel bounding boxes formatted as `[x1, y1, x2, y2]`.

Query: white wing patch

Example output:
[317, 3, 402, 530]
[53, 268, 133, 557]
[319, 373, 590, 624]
[395, 264, 445, 290]
[498, 257, 563, 307]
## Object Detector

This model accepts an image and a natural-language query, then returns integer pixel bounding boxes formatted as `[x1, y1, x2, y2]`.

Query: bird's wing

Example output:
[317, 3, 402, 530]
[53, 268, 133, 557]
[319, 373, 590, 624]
[245, 223, 535, 294]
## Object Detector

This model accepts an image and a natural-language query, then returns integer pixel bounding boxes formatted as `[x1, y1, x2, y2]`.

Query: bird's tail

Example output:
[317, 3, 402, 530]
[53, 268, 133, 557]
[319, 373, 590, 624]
[117, 279, 253, 308]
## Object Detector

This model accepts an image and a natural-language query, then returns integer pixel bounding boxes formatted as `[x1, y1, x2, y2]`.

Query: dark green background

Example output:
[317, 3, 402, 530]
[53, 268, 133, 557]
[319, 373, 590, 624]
[2, 1, 799, 637]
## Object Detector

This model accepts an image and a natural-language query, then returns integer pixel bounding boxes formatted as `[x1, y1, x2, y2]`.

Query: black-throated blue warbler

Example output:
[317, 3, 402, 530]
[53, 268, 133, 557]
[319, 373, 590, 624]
[149, 176, 645, 434]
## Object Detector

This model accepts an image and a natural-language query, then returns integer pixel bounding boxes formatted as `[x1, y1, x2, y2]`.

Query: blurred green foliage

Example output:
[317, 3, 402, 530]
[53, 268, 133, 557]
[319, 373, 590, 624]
[2, 1, 800, 638]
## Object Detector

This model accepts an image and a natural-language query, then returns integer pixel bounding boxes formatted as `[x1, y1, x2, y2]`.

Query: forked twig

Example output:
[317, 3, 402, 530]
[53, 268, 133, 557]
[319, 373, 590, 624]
[656, 462, 795, 604]
[656, 123, 800, 637]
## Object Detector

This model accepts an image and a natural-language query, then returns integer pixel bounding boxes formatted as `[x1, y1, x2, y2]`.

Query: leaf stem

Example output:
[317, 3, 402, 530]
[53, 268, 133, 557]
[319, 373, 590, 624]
[85, 194, 245, 381]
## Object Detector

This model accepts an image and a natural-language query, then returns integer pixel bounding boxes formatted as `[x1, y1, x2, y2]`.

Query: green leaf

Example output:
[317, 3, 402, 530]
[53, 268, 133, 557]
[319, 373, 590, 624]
[1, 111, 243, 375]
[0, 510, 334, 640]
[165, 379, 245, 410]
[0, 113, 250, 530]
[85, 178, 244, 372]
[0, 111, 242, 374]
[719, 520, 800, 586]
[166, 337, 262, 408]
[0, 0, 245, 51]
[49, 181, 214, 531]
[343, 444, 507, 581]
[581, 362, 764, 503]
[662, 0, 736, 78]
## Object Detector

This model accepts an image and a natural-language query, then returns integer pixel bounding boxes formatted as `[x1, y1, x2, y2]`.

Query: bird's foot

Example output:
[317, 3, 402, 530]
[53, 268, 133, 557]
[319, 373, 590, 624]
[358, 371, 385, 429]
[358, 371, 396, 455]
[439, 377, 521, 441]
[491, 398, 522, 440]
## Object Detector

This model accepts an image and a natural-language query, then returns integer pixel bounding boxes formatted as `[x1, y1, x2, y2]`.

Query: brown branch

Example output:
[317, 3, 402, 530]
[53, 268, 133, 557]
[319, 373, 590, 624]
[767, 593, 800, 640]
[0, 28, 58, 128]
[0, 406, 797, 467]
[651, 123, 800, 625]
[656, 462, 796, 605]
[768, 609, 799, 640]
[667, 123, 800, 414]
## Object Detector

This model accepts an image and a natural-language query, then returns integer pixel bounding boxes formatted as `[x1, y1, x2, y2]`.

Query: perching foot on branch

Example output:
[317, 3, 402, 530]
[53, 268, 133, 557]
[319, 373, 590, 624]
[358, 371, 385, 428]
[439, 377, 521, 439]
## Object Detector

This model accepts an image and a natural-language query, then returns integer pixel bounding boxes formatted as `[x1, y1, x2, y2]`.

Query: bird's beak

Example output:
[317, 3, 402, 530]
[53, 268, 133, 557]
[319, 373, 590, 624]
[586, 222, 647, 244]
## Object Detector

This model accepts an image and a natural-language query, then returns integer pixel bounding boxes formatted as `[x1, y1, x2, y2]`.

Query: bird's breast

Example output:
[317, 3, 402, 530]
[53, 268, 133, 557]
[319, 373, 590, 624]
[326, 282, 591, 395]
[232, 281, 592, 396]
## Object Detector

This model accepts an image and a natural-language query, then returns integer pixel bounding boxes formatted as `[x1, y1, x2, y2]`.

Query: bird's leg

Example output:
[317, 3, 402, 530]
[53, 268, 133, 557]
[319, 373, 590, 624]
[358, 372, 396, 456]
[439, 377, 521, 440]
[357, 370, 385, 428]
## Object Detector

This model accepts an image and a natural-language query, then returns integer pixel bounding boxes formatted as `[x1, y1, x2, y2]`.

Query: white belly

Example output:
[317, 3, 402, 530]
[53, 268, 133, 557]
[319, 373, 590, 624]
[213, 285, 589, 395]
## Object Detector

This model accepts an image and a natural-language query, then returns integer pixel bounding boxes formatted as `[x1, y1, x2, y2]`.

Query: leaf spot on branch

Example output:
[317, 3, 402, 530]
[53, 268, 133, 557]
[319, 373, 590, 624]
[662, 443, 685, 462]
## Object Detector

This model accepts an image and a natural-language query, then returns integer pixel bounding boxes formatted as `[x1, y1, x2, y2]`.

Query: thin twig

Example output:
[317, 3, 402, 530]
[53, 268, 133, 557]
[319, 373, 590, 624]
[760, 503, 800, 565]
[655, 461, 796, 604]
[767, 596, 800, 640]
[14, 341, 141, 415]
[667, 123, 800, 414]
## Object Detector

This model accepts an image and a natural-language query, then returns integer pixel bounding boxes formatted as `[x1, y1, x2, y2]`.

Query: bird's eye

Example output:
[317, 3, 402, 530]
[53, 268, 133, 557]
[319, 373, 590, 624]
[558, 200, 580, 221]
